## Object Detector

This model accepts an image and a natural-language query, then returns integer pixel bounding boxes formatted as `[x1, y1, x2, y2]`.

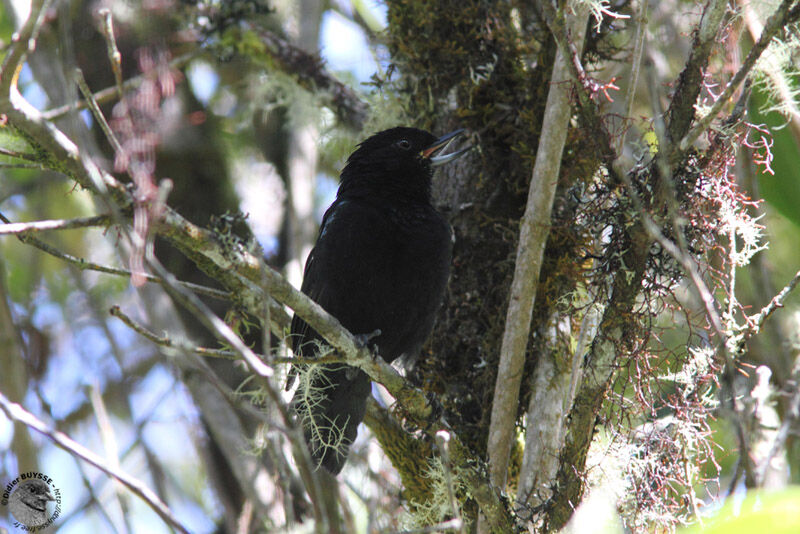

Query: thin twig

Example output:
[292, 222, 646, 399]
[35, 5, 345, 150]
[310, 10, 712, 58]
[0, 211, 233, 302]
[88, 382, 132, 531]
[74, 67, 125, 156]
[0, 213, 112, 235]
[146, 257, 274, 377]
[97, 9, 125, 100]
[110, 305, 238, 359]
[0, 162, 41, 169]
[0, 0, 53, 98]
[487, 4, 591, 491]
[743, 267, 800, 343]
[0, 146, 40, 162]
[617, 0, 650, 155]
[42, 52, 197, 121]
[0, 390, 191, 534]
[110, 304, 331, 365]
[678, 0, 800, 153]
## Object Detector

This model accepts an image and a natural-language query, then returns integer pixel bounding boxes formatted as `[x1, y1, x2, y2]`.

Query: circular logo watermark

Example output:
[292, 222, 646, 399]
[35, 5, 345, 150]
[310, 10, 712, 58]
[1, 472, 61, 531]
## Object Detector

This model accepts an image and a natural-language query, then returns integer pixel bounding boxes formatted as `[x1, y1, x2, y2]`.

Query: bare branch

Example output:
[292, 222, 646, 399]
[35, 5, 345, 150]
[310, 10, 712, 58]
[665, 0, 729, 144]
[0, 211, 240, 305]
[109, 304, 345, 366]
[0, 0, 53, 98]
[74, 67, 125, 156]
[743, 267, 800, 343]
[146, 256, 274, 378]
[97, 9, 125, 100]
[0, 212, 111, 235]
[109, 305, 238, 359]
[486, 5, 591, 491]
[0, 390, 192, 534]
[678, 0, 800, 153]
[0, 146, 41, 162]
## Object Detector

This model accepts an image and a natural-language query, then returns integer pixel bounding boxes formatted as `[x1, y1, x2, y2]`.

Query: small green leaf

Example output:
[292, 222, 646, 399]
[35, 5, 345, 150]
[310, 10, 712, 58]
[749, 86, 800, 228]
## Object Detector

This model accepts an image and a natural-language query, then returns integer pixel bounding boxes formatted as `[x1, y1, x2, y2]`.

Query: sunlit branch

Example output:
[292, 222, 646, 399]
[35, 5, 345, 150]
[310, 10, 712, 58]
[0, 212, 235, 303]
[0, 212, 111, 235]
[0, 390, 192, 534]
[74, 67, 125, 156]
[0, 0, 53, 98]
[110, 305, 238, 359]
[743, 267, 800, 343]
[97, 9, 125, 100]
[109, 304, 345, 366]
[678, 0, 800, 153]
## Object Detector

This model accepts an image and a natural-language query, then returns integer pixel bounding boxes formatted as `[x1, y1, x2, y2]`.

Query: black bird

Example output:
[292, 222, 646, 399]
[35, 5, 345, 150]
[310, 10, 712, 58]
[290, 126, 469, 474]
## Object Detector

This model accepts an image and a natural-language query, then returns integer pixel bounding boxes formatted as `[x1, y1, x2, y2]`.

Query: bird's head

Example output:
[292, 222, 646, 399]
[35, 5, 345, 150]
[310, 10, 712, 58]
[339, 127, 470, 202]
[14, 479, 55, 512]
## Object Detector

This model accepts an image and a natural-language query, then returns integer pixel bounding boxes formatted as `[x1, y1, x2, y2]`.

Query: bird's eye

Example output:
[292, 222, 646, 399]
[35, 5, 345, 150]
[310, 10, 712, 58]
[396, 139, 411, 150]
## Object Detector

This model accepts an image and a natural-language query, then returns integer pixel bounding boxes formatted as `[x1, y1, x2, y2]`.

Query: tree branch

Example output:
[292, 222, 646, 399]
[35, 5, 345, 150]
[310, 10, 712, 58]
[0, 210, 245, 307]
[664, 0, 729, 145]
[678, 0, 800, 153]
[743, 267, 800, 344]
[0, 213, 111, 234]
[1, 26, 515, 530]
[235, 23, 369, 131]
[0, 0, 53, 98]
[486, 4, 591, 491]
[0, 390, 191, 534]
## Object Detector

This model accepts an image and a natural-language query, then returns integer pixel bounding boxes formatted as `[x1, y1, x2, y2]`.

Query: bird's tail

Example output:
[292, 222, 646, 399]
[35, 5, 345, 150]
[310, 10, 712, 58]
[292, 363, 371, 474]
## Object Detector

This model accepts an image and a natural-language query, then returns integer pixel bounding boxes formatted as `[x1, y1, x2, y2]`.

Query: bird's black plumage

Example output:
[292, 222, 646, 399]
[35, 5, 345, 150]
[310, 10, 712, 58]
[290, 126, 466, 474]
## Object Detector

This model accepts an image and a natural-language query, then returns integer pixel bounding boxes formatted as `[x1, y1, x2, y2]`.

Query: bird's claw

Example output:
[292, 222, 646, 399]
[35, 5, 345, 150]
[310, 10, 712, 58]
[354, 329, 382, 358]
[424, 391, 444, 429]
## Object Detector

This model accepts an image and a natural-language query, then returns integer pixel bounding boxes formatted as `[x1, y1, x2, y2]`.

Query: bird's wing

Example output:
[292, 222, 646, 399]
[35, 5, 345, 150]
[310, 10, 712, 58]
[290, 199, 377, 351]
[286, 198, 385, 394]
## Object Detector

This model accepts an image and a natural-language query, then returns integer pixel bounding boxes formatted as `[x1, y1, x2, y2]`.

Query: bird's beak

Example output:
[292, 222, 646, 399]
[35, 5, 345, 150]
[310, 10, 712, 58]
[422, 129, 472, 167]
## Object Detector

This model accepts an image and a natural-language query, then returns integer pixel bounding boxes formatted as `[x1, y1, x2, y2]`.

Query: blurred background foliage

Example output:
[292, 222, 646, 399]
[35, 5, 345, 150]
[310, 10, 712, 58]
[1, 0, 800, 533]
